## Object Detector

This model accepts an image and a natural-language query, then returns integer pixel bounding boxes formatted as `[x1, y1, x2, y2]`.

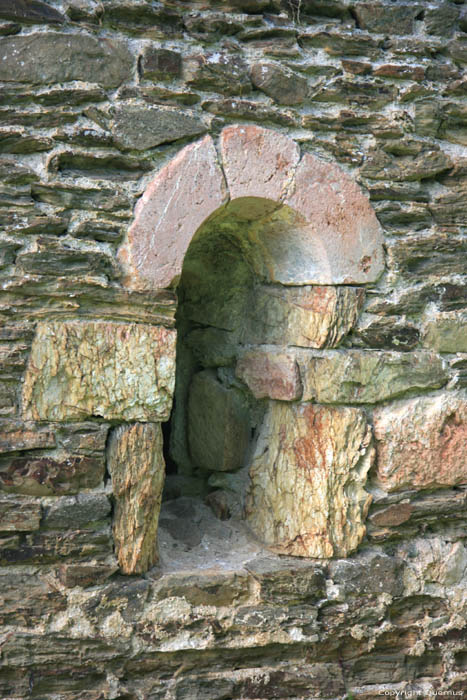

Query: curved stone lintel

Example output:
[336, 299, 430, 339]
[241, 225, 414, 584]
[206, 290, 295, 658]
[118, 125, 385, 290]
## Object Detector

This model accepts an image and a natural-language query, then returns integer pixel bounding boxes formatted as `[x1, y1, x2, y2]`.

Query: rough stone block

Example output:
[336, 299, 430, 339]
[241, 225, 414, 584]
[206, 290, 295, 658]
[118, 135, 227, 290]
[250, 62, 308, 105]
[0, 496, 41, 532]
[107, 423, 165, 575]
[374, 393, 467, 492]
[423, 311, 467, 353]
[22, 321, 176, 423]
[42, 493, 110, 530]
[0, 33, 132, 86]
[245, 402, 374, 558]
[243, 285, 365, 348]
[111, 103, 206, 151]
[0, 419, 56, 453]
[298, 349, 448, 404]
[0, 453, 106, 496]
[188, 370, 250, 472]
[0, 0, 66, 24]
[236, 349, 302, 401]
[183, 52, 251, 96]
[140, 47, 181, 80]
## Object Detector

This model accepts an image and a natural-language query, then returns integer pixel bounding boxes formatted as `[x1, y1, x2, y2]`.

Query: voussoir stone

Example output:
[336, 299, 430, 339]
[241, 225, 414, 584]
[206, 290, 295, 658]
[243, 285, 365, 348]
[0, 34, 132, 87]
[22, 321, 176, 422]
[374, 392, 467, 492]
[298, 349, 448, 404]
[118, 135, 227, 290]
[220, 124, 300, 202]
[108, 423, 165, 575]
[282, 153, 385, 284]
[245, 402, 374, 558]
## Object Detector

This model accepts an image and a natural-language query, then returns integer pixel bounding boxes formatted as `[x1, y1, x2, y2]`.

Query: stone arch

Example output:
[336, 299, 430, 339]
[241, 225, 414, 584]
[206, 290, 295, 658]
[117, 125, 385, 562]
[117, 125, 384, 291]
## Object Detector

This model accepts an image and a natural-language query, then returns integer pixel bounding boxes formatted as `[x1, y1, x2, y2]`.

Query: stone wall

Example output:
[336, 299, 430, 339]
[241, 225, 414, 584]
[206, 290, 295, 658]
[0, 1, 466, 698]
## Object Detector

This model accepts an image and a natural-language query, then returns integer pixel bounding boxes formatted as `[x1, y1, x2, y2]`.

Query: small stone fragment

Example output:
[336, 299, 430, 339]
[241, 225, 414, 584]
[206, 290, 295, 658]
[245, 402, 373, 558]
[107, 423, 165, 575]
[374, 392, 467, 492]
[22, 321, 176, 422]
[188, 370, 250, 472]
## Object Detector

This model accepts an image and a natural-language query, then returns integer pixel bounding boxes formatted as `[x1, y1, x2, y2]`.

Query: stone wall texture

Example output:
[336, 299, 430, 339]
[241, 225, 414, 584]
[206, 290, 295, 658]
[0, 1, 467, 698]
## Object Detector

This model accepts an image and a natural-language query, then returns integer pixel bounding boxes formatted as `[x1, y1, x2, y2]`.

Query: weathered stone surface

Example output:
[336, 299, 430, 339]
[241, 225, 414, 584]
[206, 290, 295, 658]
[374, 393, 467, 492]
[0, 33, 132, 86]
[42, 493, 110, 530]
[0, 566, 67, 626]
[0, 526, 113, 565]
[108, 423, 165, 575]
[188, 370, 250, 472]
[351, 313, 421, 352]
[0, 419, 55, 453]
[16, 236, 120, 279]
[22, 321, 176, 422]
[236, 349, 302, 401]
[220, 124, 300, 202]
[0, 496, 41, 531]
[244, 285, 364, 348]
[250, 62, 308, 105]
[245, 403, 373, 558]
[353, 2, 419, 35]
[299, 349, 448, 404]
[423, 311, 467, 353]
[111, 103, 206, 151]
[0, 453, 106, 496]
[119, 135, 227, 290]
[58, 561, 118, 588]
[140, 47, 181, 81]
[282, 152, 384, 284]
[183, 52, 251, 96]
[0, 0, 65, 23]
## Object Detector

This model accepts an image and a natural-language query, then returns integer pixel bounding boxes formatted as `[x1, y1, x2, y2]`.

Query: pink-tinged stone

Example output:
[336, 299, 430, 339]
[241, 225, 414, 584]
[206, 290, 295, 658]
[236, 349, 302, 401]
[374, 392, 467, 492]
[282, 153, 385, 284]
[118, 135, 228, 290]
[220, 124, 300, 202]
[245, 402, 374, 558]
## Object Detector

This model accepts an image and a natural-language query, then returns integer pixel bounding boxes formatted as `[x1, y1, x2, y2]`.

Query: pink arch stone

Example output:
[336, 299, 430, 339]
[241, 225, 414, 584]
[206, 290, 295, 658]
[118, 125, 384, 290]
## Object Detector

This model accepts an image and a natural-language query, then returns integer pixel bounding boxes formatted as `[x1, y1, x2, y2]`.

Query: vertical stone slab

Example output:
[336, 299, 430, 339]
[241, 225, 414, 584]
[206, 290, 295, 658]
[107, 423, 165, 575]
[245, 403, 374, 558]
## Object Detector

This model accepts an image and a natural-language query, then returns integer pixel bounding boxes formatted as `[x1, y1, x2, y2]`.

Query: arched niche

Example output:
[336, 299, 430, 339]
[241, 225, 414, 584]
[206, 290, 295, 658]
[118, 125, 384, 291]
[117, 125, 384, 561]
